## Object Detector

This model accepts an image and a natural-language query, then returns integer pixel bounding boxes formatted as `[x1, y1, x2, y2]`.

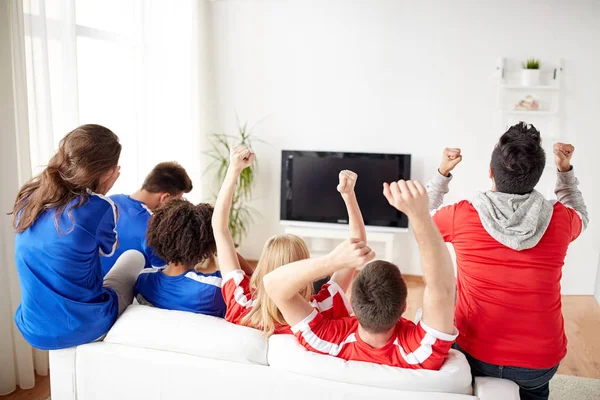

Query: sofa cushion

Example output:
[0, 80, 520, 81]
[104, 305, 268, 365]
[267, 334, 472, 395]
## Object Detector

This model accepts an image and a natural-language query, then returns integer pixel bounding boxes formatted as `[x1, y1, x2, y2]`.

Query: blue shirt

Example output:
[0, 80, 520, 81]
[134, 268, 226, 317]
[14, 192, 119, 350]
[100, 194, 165, 276]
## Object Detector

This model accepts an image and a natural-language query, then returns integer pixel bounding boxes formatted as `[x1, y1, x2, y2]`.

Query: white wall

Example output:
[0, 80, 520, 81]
[206, 0, 600, 294]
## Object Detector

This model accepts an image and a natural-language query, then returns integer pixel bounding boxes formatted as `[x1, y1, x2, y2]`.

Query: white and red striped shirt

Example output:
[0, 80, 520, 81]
[291, 309, 458, 370]
[221, 269, 352, 334]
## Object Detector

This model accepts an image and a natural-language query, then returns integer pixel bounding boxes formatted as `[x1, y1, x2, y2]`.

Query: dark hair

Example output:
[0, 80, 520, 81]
[142, 162, 192, 195]
[12, 124, 121, 233]
[146, 199, 215, 268]
[490, 122, 546, 195]
[351, 261, 407, 334]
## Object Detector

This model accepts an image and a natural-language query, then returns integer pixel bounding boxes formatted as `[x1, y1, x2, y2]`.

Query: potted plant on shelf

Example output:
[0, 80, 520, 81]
[521, 57, 541, 86]
[205, 122, 259, 247]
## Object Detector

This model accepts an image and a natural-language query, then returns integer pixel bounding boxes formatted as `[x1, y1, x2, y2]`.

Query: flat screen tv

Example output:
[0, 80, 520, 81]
[280, 151, 412, 229]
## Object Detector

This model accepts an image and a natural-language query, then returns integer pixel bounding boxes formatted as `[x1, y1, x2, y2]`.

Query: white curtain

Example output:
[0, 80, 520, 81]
[0, 0, 209, 394]
[0, 0, 47, 395]
[22, 0, 208, 200]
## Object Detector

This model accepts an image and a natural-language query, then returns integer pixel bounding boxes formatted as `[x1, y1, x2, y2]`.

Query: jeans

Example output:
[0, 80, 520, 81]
[103, 250, 146, 316]
[454, 344, 559, 400]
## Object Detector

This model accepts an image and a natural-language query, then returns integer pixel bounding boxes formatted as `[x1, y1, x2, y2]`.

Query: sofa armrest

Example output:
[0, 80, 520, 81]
[49, 348, 77, 400]
[473, 377, 520, 400]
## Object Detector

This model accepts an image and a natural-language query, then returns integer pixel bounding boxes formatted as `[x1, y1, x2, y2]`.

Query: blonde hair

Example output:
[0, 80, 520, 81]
[241, 234, 313, 336]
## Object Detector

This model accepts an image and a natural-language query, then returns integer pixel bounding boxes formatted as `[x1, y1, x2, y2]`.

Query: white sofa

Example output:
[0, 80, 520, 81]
[49, 305, 519, 400]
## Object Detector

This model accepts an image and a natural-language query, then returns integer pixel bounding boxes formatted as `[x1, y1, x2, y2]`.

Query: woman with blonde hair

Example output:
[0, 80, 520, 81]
[213, 146, 364, 335]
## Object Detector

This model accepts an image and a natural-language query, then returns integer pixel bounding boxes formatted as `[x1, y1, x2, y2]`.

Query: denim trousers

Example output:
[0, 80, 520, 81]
[454, 344, 559, 400]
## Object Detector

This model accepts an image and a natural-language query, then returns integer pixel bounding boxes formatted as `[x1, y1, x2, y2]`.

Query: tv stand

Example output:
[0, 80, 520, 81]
[281, 221, 408, 263]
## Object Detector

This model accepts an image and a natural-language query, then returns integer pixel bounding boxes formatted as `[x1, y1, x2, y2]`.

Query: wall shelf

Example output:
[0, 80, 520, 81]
[502, 110, 558, 116]
[499, 84, 560, 91]
[496, 56, 565, 199]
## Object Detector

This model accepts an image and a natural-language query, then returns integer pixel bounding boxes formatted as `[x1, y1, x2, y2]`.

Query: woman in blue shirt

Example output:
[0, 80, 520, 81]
[12, 124, 144, 350]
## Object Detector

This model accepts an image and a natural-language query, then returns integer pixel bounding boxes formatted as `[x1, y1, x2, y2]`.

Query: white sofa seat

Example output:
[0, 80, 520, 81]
[268, 334, 473, 394]
[104, 305, 268, 365]
[49, 305, 520, 400]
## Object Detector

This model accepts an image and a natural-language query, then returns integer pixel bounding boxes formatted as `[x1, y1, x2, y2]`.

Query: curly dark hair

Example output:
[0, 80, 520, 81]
[146, 199, 216, 268]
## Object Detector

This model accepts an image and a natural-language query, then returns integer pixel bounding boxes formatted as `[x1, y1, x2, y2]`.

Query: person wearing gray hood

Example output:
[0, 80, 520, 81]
[426, 122, 588, 400]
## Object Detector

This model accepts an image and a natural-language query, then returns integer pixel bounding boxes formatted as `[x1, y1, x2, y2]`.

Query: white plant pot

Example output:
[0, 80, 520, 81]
[521, 69, 541, 86]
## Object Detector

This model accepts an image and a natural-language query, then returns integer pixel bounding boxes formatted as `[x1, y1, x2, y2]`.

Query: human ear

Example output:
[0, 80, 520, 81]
[159, 192, 171, 205]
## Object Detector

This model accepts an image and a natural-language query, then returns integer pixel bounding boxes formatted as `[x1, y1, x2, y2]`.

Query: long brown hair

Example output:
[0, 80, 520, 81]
[12, 124, 121, 233]
[240, 234, 313, 336]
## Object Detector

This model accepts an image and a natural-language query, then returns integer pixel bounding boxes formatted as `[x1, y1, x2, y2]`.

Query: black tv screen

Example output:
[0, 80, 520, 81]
[280, 151, 411, 228]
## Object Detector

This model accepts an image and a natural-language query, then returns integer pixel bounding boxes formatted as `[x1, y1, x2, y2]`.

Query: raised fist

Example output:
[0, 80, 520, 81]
[383, 180, 429, 218]
[439, 148, 462, 177]
[230, 146, 255, 172]
[337, 170, 358, 195]
[553, 143, 574, 173]
[327, 238, 375, 269]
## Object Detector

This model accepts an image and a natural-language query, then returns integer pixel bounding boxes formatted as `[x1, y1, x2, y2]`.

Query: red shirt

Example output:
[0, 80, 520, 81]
[433, 200, 583, 369]
[221, 269, 352, 334]
[291, 309, 457, 370]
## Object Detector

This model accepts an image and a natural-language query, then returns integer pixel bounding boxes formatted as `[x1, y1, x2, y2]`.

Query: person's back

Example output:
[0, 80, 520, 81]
[265, 177, 458, 371]
[100, 162, 193, 275]
[13, 124, 145, 350]
[16, 193, 119, 349]
[437, 199, 578, 368]
[427, 122, 588, 399]
[135, 267, 226, 316]
[132, 199, 228, 317]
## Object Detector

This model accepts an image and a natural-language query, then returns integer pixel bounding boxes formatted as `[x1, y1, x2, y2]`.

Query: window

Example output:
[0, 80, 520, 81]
[23, 0, 202, 197]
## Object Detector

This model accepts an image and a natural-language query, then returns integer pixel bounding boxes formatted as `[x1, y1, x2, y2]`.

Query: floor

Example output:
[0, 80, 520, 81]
[2, 275, 599, 399]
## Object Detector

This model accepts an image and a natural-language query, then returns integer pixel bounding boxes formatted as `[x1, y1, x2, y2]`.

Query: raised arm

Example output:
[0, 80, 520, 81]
[237, 253, 255, 276]
[264, 239, 375, 327]
[383, 180, 455, 335]
[212, 146, 255, 277]
[553, 143, 589, 230]
[331, 170, 366, 291]
[426, 148, 461, 211]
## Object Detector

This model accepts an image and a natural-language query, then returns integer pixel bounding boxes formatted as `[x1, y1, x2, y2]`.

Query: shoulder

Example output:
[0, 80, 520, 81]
[108, 194, 128, 207]
[184, 270, 223, 288]
[135, 268, 163, 293]
[137, 267, 164, 281]
[222, 269, 248, 286]
[551, 200, 570, 215]
[396, 316, 457, 343]
[87, 191, 117, 214]
[551, 200, 583, 224]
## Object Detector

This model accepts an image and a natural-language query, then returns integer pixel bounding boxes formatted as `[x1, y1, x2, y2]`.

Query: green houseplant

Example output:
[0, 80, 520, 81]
[521, 57, 541, 86]
[205, 122, 258, 247]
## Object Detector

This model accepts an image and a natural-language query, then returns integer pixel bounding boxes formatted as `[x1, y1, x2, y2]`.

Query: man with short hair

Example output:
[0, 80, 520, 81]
[264, 179, 458, 370]
[427, 122, 588, 400]
[100, 162, 193, 276]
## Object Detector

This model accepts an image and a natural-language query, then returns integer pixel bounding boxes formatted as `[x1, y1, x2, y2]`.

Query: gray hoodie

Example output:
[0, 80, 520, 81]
[427, 169, 588, 251]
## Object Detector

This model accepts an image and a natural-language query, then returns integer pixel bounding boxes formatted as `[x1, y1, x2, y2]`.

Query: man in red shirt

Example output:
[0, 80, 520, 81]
[427, 122, 588, 400]
[264, 179, 458, 370]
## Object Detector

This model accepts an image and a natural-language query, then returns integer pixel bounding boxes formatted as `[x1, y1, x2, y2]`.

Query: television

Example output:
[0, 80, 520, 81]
[280, 151, 412, 229]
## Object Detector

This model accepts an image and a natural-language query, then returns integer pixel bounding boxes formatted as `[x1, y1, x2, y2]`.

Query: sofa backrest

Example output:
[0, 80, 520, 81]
[104, 305, 268, 365]
[267, 334, 473, 395]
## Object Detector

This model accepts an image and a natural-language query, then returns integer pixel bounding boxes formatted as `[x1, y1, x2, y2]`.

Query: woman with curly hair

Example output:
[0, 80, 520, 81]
[133, 199, 226, 317]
